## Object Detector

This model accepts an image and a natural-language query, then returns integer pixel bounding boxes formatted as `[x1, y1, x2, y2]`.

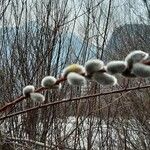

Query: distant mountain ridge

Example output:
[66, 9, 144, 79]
[0, 22, 95, 63]
[105, 24, 150, 61]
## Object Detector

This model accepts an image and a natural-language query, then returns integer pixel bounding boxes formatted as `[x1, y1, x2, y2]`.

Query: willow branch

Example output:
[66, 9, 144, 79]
[0, 60, 150, 114]
[0, 77, 67, 113]
[0, 69, 106, 113]
[0, 84, 150, 121]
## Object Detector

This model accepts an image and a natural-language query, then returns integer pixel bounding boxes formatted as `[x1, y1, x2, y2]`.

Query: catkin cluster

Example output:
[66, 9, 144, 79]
[23, 50, 150, 102]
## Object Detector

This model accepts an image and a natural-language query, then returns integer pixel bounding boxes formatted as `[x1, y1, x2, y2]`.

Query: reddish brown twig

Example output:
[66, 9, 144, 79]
[0, 77, 66, 113]
[0, 70, 107, 113]
[142, 60, 150, 65]
[0, 84, 150, 120]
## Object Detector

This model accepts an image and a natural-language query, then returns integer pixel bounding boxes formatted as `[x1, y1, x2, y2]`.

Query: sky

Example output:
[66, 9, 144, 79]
[0, 0, 149, 27]
[0, 0, 149, 46]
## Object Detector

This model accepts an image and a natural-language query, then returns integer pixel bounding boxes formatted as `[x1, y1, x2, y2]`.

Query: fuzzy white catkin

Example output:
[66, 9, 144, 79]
[132, 63, 150, 77]
[92, 72, 117, 85]
[41, 76, 57, 88]
[85, 59, 104, 74]
[67, 72, 87, 86]
[23, 85, 35, 96]
[62, 64, 85, 78]
[125, 50, 149, 64]
[30, 93, 45, 102]
[106, 61, 127, 74]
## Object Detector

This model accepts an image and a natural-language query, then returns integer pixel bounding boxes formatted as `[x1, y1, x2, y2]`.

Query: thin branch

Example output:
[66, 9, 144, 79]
[100, 0, 112, 59]
[0, 60, 150, 115]
[0, 70, 106, 113]
[0, 77, 67, 113]
[7, 137, 51, 148]
[1, 84, 150, 121]
[59, 0, 105, 27]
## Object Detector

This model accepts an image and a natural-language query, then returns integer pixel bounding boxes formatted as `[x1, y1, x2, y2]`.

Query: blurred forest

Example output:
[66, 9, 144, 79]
[0, 0, 150, 149]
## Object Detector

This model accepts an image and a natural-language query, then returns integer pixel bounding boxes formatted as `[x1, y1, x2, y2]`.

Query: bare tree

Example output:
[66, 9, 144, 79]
[0, 0, 150, 149]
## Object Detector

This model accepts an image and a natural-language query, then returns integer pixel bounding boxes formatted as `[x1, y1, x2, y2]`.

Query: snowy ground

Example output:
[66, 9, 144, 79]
[1, 116, 149, 149]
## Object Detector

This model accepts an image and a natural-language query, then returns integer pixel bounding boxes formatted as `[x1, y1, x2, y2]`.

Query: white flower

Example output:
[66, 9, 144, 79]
[67, 72, 87, 86]
[62, 64, 85, 77]
[41, 76, 57, 88]
[106, 61, 127, 74]
[132, 63, 150, 77]
[92, 72, 117, 85]
[125, 50, 149, 65]
[23, 85, 35, 96]
[85, 59, 104, 74]
[30, 93, 45, 102]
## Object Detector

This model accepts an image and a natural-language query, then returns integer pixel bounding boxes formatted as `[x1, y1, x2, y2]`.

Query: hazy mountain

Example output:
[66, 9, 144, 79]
[0, 22, 97, 71]
[105, 24, 150, 61]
